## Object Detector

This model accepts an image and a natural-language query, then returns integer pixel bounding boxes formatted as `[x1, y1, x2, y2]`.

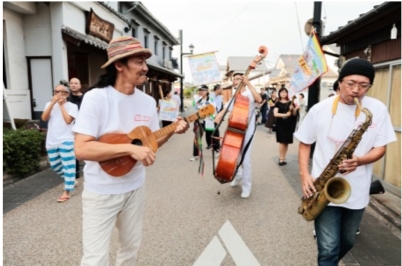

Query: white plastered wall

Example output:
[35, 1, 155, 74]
[3, 7, 31, 119]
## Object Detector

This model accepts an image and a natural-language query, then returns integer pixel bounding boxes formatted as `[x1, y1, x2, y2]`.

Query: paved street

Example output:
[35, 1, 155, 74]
[3, 106, 401, 266]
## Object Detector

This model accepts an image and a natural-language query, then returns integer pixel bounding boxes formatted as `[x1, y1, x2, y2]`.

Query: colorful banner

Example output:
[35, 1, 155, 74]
[187, 52, 221, 86]
[289, 32, 328, 93]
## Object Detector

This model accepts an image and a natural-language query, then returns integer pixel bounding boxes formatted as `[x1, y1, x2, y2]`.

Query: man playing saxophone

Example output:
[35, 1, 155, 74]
[294, 58, 396, 266]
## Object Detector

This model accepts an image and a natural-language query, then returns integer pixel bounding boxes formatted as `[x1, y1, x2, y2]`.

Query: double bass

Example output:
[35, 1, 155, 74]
[214, 46, 268, 184]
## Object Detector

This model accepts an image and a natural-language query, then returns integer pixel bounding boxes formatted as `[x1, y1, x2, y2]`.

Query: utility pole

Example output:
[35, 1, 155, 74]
[307, 1, 322, 112]
[179, 30, 184, 113]
[179, 29, 194, 113]
[308, 1, 322, 158]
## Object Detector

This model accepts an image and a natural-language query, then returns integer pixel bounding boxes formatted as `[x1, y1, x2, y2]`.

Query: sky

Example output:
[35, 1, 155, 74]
[143, 1, 384, 82]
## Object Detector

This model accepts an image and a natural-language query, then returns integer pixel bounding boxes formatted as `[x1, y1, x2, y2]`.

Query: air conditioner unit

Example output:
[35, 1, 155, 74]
[335, 56, 346, 69]
[171, 58, 179, 69]
[163, 59, 173, 69]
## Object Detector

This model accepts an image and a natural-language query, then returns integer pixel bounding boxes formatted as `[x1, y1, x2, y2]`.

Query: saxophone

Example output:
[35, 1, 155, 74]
[298, 97, 372, 221]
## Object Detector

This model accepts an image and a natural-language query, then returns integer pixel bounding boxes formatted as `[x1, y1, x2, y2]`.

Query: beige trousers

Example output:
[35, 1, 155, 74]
[81, 185, 145, 266]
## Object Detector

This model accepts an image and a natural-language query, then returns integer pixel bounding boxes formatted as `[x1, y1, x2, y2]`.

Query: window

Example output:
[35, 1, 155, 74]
[154, 35, 159, 56]
[162, 41, 167, 60]
[3, 45, 7, 88]
[143, 28, 151, 49]
[131, 28, 136, 38]
[144, 35, 148, 48]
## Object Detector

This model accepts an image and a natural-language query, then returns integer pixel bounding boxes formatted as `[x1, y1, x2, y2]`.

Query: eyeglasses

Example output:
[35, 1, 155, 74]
[54, 90, 68, 94]
[342, 80, 372, 90]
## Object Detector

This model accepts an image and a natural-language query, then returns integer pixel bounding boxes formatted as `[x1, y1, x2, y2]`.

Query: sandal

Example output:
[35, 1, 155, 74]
[57, 195, 71, 203]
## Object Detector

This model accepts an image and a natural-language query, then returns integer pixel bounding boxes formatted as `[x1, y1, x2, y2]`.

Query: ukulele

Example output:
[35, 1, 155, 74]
[98, 104, 215, 177]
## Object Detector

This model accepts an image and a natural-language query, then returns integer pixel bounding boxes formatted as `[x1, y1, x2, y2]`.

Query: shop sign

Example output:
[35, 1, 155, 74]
[86, 8, 115, 43]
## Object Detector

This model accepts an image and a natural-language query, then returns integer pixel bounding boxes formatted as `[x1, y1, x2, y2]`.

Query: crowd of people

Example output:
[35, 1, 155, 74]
[39, 35, 396, 266]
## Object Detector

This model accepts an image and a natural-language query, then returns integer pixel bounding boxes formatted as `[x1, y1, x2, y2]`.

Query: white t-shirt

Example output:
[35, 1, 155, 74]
[172, 94, 181, 110]
[210, 92, 223, 113]
[224, 88, 257, 136]
[294, 96, 396, 209]
[72, 86, 160, 195]
[299, 98, 306, 115]
[196, 96, 216, 130]
[44, 101, 78, 148]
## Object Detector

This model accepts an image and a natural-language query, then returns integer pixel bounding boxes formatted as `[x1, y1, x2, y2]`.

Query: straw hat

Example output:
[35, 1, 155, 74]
[101, 36, 152, 69]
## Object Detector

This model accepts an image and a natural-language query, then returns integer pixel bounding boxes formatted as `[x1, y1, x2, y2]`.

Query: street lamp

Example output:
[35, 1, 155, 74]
[179, 29, 194, 112]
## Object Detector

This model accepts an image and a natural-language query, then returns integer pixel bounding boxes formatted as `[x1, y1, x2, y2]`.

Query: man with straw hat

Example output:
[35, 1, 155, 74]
[73, 36, 189, 266]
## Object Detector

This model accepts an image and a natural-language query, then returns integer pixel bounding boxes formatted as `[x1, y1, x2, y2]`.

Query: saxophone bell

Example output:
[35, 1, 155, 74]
[324, 176, 351, 204]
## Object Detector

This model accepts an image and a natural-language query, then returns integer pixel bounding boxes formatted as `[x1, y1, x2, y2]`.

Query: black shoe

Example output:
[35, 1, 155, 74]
[279, 159, 287, 165]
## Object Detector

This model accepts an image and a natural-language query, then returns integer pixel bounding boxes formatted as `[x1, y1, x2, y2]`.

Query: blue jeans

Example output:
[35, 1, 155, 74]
[315, 206, 365, 266]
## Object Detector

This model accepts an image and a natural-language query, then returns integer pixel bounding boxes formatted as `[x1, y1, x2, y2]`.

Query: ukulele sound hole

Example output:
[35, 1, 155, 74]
[132, 139, 143, 146]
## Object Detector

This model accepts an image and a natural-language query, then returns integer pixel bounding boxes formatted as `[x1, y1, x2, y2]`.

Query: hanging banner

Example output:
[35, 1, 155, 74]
[289, 32, 328, 94]
[187, 52, 221, 86]
[158, 99, 178, 122]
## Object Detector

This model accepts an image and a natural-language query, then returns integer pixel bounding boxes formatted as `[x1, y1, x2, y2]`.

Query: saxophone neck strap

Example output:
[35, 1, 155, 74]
[332, 95, 361, 119]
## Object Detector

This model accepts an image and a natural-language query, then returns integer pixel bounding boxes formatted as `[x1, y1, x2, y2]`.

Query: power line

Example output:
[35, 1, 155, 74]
[294, 2, 305, 53]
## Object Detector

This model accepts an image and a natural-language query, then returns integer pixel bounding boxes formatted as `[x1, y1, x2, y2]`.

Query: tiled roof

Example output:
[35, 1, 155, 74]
[322, 2, 398, 44]
[277, 54, 301, 69]
[227, 56, 268, 71]
[61, 26, 108, 50]
[147, 60, 183, 78]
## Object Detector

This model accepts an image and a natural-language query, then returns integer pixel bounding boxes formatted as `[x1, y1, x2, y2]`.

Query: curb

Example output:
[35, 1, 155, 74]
[3, 158, 50, 186]
[369, 196, 401, 231]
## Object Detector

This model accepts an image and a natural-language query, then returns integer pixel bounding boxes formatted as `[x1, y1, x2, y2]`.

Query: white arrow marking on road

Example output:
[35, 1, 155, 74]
[193, 236, 226, 266]
[193, 220, 261, 266]
[218, 220, 261, 266]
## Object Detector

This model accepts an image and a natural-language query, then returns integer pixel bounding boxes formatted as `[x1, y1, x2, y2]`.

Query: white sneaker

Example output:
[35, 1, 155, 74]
[190, 156, 199, 161]
[241, 191, 251, 198]
[231, 178, 241, 187]
[214, 152, 220, 158]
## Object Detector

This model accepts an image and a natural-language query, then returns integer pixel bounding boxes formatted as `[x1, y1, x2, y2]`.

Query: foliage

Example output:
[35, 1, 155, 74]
[183, 87, 197, 99]
[3, 129, 46, 177]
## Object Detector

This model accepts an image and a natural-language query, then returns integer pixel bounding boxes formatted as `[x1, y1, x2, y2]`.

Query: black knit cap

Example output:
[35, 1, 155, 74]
[338, 58, 375, 84]
[333, 79, 339, 91]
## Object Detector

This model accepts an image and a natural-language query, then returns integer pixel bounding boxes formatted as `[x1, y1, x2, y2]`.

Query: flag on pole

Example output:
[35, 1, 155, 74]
[289, 32, 328, 94]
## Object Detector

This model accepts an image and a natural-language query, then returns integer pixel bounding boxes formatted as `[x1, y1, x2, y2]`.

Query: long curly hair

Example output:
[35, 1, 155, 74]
[89, 57, 129, 90]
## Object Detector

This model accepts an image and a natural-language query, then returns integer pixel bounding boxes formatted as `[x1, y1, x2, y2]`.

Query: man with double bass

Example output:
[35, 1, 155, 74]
[215, 73, 262, 198]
